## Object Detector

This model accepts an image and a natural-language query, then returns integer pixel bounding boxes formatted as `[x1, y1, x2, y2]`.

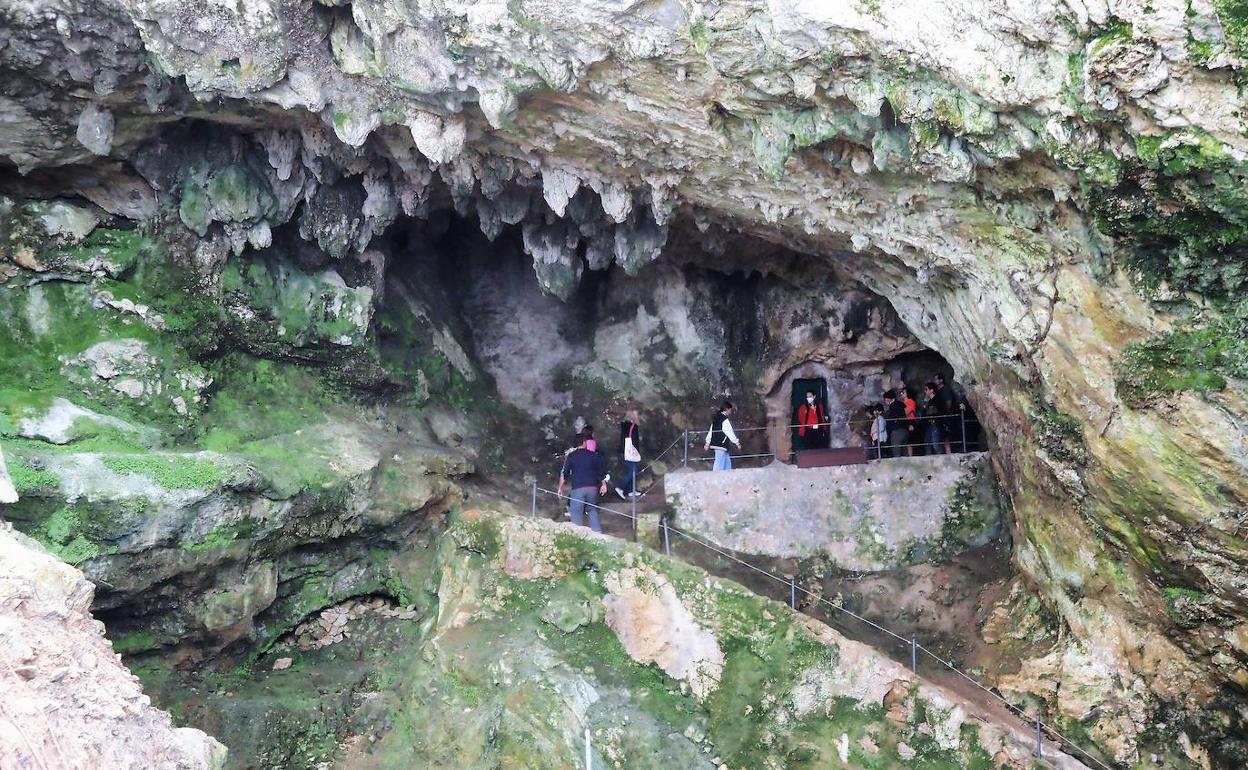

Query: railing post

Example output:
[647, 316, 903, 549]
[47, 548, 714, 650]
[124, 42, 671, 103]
[789, 574, 797, 609]
[661, 515, 671, 556]
[910, 633, 918, 674]
[630, 466, 637, 541]
[585, 725, 592, 769]
[682, 429, 689, 468]
[531, 479, 538, 517]
[960, 409, 967, 453]
[1033, 715, 1042, 757]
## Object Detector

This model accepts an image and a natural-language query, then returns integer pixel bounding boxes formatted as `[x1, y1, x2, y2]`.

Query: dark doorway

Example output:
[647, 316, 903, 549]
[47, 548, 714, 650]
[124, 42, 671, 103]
[791, 377, 830, 452]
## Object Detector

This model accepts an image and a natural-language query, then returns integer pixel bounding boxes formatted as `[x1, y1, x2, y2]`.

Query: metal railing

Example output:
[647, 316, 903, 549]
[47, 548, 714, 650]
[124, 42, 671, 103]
[525, 483, 1113, 770]
[633, 411, 980, 480]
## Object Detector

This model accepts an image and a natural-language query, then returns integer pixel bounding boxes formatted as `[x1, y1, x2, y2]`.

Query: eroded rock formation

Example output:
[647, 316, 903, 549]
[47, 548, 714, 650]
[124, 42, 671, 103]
[1, 0, 1247, 766]
[0, 521, 226, 769]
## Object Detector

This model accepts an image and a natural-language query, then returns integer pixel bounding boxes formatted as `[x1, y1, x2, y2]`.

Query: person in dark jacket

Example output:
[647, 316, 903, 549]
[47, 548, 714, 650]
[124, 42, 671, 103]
[558, 432, 608, 533]
[933, 373, 956, 454]
[615, 408, 643, 500]
[921, 382, 942, 455]
[882, 390, 908, 458]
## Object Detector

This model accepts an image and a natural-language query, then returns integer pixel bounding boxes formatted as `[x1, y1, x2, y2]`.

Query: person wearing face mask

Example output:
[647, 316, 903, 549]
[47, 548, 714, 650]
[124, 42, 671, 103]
[794, 390, 828, 453]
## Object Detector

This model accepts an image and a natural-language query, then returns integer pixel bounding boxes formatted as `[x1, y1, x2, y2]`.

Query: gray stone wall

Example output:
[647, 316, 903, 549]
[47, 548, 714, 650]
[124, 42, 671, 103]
[665, 452, 1002, 571]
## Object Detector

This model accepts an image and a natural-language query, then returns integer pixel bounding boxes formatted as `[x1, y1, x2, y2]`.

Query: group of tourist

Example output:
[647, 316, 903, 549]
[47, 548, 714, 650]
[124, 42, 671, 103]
[555, 409, 644, 533]
[555, 402, 743, 533]
[555, 382, 977, 534]
[793, 373, 977, 461]
[866, 372, 977, 459]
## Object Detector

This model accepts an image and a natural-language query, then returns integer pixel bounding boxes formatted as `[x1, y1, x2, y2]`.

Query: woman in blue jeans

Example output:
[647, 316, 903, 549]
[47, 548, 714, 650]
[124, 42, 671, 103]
[704, 401, 741, 470]
[615, 408, 642, 499]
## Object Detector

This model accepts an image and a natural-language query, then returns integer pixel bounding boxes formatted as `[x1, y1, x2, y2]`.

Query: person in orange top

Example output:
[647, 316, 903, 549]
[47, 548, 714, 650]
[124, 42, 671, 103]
[794, 390, 827, 452]
[901, 387, 918, 456]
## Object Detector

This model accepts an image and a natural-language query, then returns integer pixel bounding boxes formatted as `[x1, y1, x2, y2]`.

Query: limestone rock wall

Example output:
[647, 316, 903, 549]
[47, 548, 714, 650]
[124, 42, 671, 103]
[0, 521, 226, 769]
[365, 510, 1087, 769]
[665, 453, 1004, 570]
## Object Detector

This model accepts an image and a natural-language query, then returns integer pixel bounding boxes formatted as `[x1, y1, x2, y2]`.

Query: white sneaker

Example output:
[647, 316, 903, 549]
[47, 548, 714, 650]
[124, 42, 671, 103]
[614, 487, 626, 500]
[629, 491, 642, 498]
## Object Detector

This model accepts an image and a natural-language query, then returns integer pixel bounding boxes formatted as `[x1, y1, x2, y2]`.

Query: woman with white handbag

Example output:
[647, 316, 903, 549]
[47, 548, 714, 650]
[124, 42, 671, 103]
[615, 408, 643, 500]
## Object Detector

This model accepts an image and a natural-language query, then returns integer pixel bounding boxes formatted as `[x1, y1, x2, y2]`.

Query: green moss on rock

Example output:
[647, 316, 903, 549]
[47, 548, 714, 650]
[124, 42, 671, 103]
[1114, 308, 1248, 405]
[7, 455, 60, 493]
[102, 453, 224, 490]
[1213, 0, 1248, 59]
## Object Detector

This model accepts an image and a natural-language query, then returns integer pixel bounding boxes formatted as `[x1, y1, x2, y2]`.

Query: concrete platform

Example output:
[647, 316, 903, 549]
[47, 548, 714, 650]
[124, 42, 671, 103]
[663, 453, 1002, 572]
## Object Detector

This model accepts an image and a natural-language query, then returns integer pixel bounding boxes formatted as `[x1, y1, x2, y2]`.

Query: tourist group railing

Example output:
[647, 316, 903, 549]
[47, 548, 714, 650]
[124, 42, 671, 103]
[623, 411, 981, 488]
[526, 479, 1113, 770]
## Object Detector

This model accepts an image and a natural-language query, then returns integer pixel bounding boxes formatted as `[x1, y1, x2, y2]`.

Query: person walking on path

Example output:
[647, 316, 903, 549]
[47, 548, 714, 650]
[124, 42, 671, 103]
[558, 432, 608, 533]
[933, 373, 956, 454]
[615, 408, 643, 500]
[705, 401, 741, 470]
[794, 390, 827, 453]
[882, 390, 908, 458]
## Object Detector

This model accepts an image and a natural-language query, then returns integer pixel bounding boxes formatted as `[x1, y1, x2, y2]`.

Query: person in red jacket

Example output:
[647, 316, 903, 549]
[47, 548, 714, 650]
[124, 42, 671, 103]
[794, 390, 827, 452]
[901, 386, 918, 456]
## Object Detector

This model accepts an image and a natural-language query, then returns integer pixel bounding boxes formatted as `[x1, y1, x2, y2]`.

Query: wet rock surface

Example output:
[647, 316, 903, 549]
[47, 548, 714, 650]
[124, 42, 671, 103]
[140, 511, 1086, 769]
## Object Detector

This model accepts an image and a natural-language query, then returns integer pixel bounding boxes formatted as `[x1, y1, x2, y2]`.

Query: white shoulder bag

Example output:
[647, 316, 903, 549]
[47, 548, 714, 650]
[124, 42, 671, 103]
[623, 424, 641, 462]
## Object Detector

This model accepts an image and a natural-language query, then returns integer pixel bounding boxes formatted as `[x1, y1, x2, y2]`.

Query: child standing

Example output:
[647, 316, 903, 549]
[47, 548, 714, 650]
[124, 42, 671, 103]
[868, 404, 886, 460]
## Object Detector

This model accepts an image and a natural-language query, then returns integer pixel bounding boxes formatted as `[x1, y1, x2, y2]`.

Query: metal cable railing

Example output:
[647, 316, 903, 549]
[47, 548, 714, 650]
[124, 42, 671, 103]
[526, 485, 1113, 770]
[625, 411, 980, 496]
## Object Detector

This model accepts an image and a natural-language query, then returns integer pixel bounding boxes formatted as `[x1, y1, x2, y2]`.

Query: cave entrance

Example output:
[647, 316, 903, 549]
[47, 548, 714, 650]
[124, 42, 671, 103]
[790, 377, 830, 452]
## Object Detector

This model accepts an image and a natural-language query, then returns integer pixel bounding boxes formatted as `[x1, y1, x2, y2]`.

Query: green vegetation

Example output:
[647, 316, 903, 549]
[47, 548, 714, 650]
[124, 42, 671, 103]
[220, 255, 371, 349]
[1086, 128, 1248, 407]
[1094, 130, 1248, 301]
[44, 227, 146, 274]
[455, 516, 503, 558]
[182, 518, 260, 553]
[197, 354, 340, 451]
[102, 453, 224, 490]
[111, 631, 161, 655]
[1212, 0, 1248, 59]
[1114, 307, 1248, 406]
[505, 0, 540, 31]
[687, 16, 710, 55]
[0, 225, 225, 433]
[1032, 406, 1089, 465]
[7, 455, 59, 493]
[1161, 586, 1216, 628]
[383, 573, 419, 607]
[33, 506, 116, 564]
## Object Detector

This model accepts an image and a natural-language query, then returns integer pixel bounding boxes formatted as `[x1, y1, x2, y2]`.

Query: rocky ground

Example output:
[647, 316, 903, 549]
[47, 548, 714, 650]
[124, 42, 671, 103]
[131, 511, 1088, 770]
[0, 522, 225, 769]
